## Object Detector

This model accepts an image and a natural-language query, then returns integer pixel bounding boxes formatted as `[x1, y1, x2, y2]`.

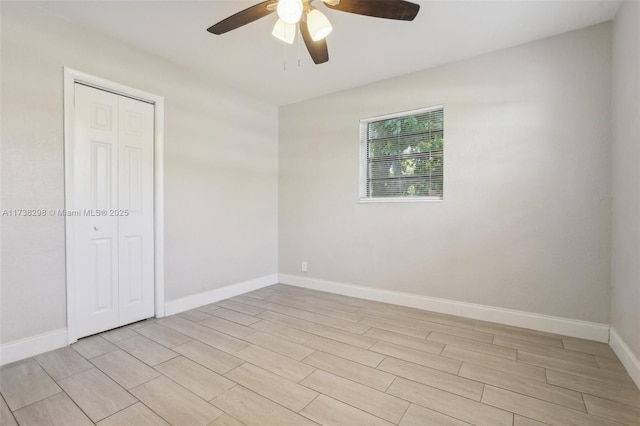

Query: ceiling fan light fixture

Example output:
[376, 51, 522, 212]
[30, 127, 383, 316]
[208, 0, 420, 66]
[307, 9, 333, 41]
[272, 18, 296, 44]
[277, 0, 303, 24]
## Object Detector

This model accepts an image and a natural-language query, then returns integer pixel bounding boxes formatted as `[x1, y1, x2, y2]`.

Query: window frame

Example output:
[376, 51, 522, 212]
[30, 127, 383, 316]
[359, 105, 444, 203]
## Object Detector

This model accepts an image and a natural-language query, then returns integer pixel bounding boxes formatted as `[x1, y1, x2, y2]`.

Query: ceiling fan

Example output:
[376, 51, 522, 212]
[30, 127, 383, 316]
[207, 0, 420, 65]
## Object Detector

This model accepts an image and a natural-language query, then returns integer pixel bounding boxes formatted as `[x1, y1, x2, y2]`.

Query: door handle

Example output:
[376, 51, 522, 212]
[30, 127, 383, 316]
[93, 226, 100, 231]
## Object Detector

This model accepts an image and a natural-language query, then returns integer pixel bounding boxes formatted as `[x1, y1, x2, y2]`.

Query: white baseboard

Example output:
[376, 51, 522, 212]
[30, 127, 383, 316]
[164, 274, 279, 316]
[0, 274, 617, 372]
[0, 275, 276, 366]
[0, 328, 68, 366]
[0, 275, 277, 367]
[279, 274, 610, 343]
[610, 327, 640, 389]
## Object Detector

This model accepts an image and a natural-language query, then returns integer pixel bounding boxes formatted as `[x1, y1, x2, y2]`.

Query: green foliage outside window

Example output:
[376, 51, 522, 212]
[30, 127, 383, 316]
[365, 108, 444, 199]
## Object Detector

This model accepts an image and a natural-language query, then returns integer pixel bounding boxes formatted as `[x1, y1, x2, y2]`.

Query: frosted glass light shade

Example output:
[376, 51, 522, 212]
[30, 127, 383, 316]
[277, 0, 303, 24]
[272, 19, 296, 44]
[307, 9, 333, 41]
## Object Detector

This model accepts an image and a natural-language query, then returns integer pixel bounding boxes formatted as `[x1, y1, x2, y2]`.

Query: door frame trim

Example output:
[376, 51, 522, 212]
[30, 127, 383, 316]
[63, 68, 165, 343]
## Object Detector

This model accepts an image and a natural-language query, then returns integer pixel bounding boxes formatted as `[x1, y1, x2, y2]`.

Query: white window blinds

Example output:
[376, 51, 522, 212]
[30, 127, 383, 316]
[360, 106, 444, 201]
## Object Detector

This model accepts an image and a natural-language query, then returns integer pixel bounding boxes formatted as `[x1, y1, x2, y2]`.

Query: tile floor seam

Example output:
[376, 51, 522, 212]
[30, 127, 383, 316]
[464, 367, 591, 413]
[12, 391, 94, 426]
[300, 366, 320, 383]
[27, 358, 95, 421]
[131, 374, 223, 424]
[394, 375, 496, 406]
[90, 397, 143, 425]
[307, 392, 407, 426]
[303, 335, 388, 367]
[59, 367, 140, 423]
[582, 389, 640, 407]
[482, 384, 626, 425]
[213, 383, 317, 423]
[302, 396, 390, 425]
[483, 384, 590, 414]
[297, 393, 322, 414]
[264, 298, 364, 323]
[579, 390, 589, 413]
[410, 399, 483, 426]
[301, 360, 405, 400]
[380, 368, 397, 393]
[138, 396, 186, 426]
[396, 396, 411, 425]
[64, 352, 140, 424]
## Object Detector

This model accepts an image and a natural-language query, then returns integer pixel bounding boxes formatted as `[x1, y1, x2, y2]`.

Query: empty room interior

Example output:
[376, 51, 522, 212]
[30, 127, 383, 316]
[1, 0, 639, 425]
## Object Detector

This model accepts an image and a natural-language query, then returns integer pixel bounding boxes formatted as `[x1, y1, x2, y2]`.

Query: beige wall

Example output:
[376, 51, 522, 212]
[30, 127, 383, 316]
[611, 0, 640, 359]
[0, 3, 278, 344]
[279, 23, 612, 324]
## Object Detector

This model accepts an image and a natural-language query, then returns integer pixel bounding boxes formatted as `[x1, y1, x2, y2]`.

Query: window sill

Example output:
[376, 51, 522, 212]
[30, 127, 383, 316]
[359, 197, 443, 204]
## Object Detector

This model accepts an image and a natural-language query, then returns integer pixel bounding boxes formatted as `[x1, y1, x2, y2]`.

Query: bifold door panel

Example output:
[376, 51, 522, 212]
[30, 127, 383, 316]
[72, 84, 154, 339]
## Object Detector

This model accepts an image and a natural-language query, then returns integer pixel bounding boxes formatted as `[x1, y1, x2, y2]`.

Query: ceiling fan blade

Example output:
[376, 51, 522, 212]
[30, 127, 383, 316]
[300, 19, 329, 64]
[325, 0, 420, 21]
[208, 0, 278, 35]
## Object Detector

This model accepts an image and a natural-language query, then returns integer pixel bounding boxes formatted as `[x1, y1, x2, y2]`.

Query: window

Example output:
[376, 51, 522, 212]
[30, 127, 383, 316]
[359, 106, 444, 202]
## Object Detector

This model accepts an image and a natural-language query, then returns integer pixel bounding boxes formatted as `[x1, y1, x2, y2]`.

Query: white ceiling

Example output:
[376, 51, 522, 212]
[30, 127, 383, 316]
[31, 0, 621, 105]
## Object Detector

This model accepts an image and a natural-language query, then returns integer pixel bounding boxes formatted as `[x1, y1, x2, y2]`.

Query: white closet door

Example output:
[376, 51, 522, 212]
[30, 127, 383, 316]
[73, 84, 154, 338]
[117, 95, 155, 325]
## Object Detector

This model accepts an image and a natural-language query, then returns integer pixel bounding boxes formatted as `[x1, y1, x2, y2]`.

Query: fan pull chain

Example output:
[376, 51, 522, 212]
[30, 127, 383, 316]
[283, 40, 287, 71]
[297, 24, 301, 67]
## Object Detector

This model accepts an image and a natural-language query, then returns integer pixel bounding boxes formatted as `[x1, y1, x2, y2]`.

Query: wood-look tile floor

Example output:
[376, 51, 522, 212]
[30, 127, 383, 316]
[1, 284, 639, 426]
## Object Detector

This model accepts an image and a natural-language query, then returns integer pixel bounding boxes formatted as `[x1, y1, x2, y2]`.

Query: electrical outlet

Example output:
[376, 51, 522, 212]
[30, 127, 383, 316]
[301, 261, 308, 272]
